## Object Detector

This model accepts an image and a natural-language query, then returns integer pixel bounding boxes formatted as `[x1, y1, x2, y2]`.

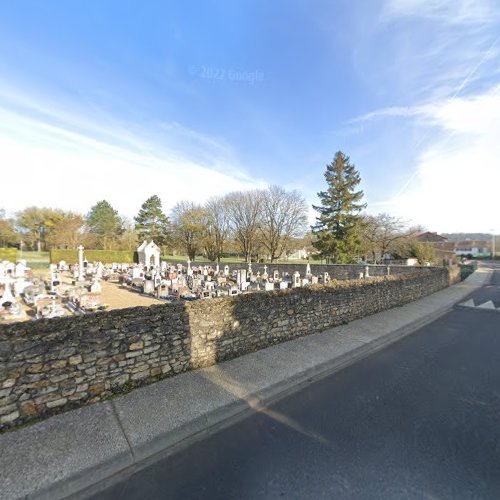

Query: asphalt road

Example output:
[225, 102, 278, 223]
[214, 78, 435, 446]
[91, 271, 500, 500]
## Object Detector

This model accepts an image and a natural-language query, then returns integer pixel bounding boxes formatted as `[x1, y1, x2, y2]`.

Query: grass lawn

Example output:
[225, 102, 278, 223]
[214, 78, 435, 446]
[19, 251, 50, 269]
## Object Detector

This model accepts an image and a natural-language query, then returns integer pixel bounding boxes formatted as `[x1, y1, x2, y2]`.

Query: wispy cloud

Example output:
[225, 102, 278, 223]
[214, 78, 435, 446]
[350, 106, 423, 124]
[381, 0, 499, 25]
[0, 87, 266, 217]
[369, 86, 500, 232]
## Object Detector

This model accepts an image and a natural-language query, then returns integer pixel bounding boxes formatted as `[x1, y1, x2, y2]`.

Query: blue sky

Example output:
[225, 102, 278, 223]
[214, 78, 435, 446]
[1, 0, 499, 232]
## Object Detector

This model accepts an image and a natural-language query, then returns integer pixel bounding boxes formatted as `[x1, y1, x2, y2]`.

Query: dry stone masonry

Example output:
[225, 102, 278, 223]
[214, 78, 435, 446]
[0, 266, 460, 430]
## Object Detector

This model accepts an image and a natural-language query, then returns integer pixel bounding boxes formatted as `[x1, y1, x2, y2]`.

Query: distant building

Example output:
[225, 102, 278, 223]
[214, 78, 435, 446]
[287, 248, 309, 260]
[137, 240, 161, 267]
[415, 232, 456, 263]
[415, 232, 448, 243]
[455, 240, 491, 258]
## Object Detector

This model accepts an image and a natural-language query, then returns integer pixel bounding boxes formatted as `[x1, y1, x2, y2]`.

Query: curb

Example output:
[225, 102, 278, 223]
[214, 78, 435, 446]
[70, 280, 482, 499]
[3, 269, 492, 500]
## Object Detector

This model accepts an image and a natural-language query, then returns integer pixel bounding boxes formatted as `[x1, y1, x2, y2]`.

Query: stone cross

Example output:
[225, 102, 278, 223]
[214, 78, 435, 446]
[306, 262, 312, 277]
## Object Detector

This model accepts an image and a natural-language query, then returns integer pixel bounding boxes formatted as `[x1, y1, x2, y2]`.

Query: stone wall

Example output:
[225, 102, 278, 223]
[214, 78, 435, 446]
[0, 266, 460, 430]
[186, 261, 435, 280]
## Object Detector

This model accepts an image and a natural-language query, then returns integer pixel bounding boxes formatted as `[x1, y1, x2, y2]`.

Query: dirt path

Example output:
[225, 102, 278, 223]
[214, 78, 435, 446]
[100, 280, 163, 310]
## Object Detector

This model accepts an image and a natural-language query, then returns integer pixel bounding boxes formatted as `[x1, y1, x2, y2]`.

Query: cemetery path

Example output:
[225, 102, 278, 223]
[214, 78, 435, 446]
[90, 270, 500, 500]
[99, 280, 163, 309]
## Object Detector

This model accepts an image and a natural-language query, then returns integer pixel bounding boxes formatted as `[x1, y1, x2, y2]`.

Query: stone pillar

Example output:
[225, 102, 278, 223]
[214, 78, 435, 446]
[78, 245, 85, 281]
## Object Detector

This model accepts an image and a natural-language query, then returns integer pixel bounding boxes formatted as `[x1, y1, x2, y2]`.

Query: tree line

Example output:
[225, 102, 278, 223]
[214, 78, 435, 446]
[0, 151, 432, 263]
[0, 187, 310, 262]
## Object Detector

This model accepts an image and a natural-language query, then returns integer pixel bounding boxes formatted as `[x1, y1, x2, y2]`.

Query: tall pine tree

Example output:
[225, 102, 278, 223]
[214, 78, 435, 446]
[312, 151, 366, 263]
[86, 200, 123, 250]
[134, 195, 170, 246]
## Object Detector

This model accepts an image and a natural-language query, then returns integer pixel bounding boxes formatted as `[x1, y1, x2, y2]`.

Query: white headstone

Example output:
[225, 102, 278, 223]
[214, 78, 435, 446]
[143, 280, 155, 295]
[293, 271, 301, 288]
[0, 280, 15, 305]
[96, 262, 104, 279]
[90, 279, 102, 293]
[15, 262, 26, 278]
[78, 245, 85, 281]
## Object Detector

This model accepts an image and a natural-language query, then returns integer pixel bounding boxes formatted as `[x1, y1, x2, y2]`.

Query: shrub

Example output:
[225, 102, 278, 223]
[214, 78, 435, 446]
[0, 248, 18, 262]
[50, 249, 137, 264]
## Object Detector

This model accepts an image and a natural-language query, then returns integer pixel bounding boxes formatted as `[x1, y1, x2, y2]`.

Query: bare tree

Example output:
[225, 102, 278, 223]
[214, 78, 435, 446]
[361, 213, 418, 263]
[260, 186, 308, 262]
[226, 190, 263, 263]
[45, 211, 86, 249]
[205, 195, 231, 262]
[284, 232, 316, 260]
[171, 201, 206, 261]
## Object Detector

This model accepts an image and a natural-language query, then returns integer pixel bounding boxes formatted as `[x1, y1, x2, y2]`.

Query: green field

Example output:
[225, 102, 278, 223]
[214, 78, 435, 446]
[19, 251, 50, 269]
[12, 251, 311, 269]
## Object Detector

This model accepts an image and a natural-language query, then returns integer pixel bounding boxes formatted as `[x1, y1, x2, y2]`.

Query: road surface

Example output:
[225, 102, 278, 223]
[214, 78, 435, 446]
[90, 269, 500, 499]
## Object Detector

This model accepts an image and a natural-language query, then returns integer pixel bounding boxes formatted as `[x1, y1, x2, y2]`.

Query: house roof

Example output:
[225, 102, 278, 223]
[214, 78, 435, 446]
[455, 240, 489, 248]
[434, 242, 456, 252]
[146, 241, 160, 251]
[415, 232, 448, 243]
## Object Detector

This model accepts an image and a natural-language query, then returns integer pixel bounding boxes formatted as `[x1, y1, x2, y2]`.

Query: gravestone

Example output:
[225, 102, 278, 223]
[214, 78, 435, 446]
[306, 262, 312, 277]
[90, 279, 102, 293]
[143, 280, 155, 295]
[293, 271, 301, 288]
[78, 245, 85, 281]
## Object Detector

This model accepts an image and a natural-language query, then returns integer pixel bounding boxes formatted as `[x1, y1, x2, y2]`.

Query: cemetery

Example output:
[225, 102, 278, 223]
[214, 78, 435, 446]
[0, 240, 435, 324]
[0, 260, 461, 430]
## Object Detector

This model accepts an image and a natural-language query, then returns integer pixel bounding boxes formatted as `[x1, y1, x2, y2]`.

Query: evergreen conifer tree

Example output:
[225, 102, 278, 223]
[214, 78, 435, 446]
[134, 195, 170, 246]
[312, 151, 367, 263]
[86, 200, 123, 250]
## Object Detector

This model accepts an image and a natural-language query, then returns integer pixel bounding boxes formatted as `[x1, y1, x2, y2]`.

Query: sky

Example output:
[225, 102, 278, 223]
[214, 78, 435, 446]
[0, 0, 499, 233]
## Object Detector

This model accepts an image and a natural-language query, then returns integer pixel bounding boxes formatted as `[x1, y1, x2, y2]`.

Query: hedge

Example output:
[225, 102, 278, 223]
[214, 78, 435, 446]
[0, 248, 18, 262]
[50, 249, 137, 264]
